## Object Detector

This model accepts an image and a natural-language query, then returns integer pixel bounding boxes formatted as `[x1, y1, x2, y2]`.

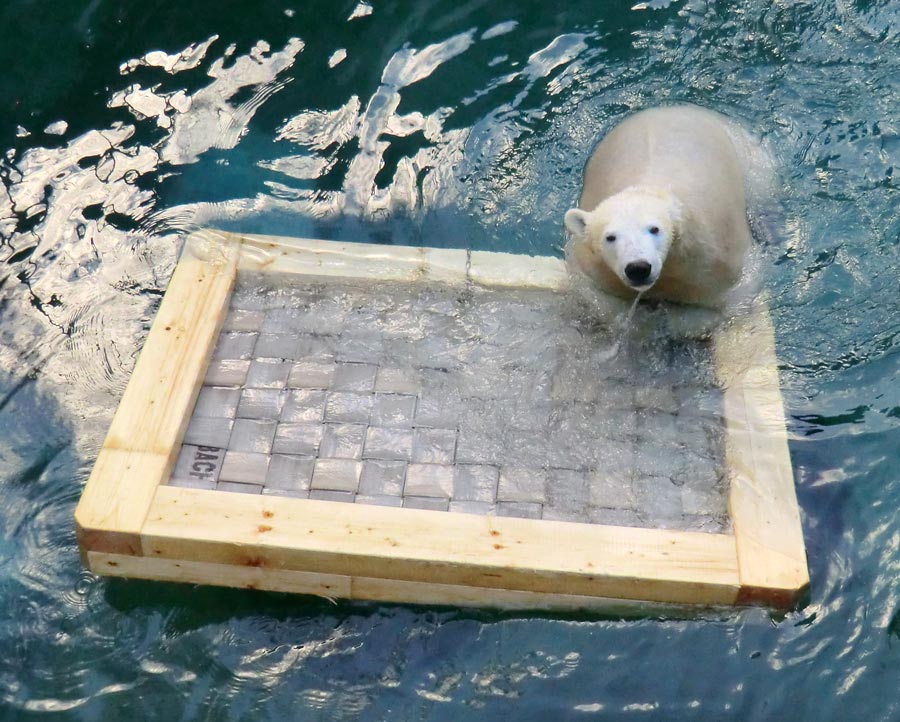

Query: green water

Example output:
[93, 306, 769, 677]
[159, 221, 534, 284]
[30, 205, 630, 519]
[2, 0, 900, 719]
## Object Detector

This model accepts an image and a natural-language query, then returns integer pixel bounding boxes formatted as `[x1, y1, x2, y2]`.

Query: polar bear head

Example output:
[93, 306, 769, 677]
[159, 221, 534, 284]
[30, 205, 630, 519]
[564, 187, 683, 292]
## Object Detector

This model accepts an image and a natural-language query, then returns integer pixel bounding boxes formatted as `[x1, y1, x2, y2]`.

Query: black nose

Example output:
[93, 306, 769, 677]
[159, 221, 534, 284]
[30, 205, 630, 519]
[624, 261, 652, 285]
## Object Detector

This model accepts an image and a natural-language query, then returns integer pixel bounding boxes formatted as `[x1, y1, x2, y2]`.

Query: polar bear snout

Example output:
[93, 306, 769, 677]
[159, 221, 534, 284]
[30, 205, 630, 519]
[624, 260, 653, 286]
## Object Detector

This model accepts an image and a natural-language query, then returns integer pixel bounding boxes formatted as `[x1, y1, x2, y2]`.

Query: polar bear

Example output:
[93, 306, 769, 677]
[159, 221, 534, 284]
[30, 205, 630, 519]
[564, 105, 772, 331]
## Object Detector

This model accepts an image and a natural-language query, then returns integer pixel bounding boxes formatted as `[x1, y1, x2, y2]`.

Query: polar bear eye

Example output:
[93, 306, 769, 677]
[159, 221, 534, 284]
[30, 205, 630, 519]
[605, 233, 617, 243]
[649, 225, 660, 235]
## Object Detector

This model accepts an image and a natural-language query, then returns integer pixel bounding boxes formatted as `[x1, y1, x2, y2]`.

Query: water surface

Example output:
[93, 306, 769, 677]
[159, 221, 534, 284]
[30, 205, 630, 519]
[2, 0, 900, 719]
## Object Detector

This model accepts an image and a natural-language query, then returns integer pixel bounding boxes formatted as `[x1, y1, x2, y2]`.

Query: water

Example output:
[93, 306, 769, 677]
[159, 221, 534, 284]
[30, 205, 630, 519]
[2, 0, 900, 718]
[596, 292, 644, 362]
[172, 271, 727, 530]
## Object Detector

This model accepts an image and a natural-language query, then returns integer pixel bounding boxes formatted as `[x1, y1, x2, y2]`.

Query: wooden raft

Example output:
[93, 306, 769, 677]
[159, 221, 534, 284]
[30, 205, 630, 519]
[74, 230, 808, 611]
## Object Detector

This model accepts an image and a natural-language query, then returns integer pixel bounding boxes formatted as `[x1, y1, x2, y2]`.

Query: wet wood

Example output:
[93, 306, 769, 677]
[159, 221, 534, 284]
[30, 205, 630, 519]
[139, 485, 741, 605]
[76, 231, 809, 609]
[715, 300, 809, 605]
[75, 232, 239, 554]
[88, 551, 706, 614]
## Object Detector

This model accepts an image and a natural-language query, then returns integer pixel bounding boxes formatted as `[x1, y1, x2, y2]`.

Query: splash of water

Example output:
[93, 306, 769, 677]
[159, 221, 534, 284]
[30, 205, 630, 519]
[596, 292, 643, 363]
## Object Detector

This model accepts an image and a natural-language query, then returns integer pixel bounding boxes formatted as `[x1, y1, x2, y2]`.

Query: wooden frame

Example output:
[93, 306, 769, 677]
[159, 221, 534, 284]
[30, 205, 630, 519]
[75, 230, 808, 611]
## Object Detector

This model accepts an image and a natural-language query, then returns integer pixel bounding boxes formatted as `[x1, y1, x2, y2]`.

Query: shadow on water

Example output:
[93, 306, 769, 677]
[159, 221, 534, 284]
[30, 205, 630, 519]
[102, 574, 760, 635]
[101, 578, 365, 633]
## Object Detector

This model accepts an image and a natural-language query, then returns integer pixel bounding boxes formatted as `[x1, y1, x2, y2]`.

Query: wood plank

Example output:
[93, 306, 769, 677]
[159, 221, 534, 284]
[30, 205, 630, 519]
[236, 233, 470, 285]
[234, 233, 569, 290]
[469, 250, 569, 290]
[88, 551, 700, 614]
[74, 233, 239, 555]
[714, 301, 809, 605]
[88, 551, 351, 598]
[76, 451, 172, 555]
[349, 576, 675, 614]
[141, 486, 740, 605]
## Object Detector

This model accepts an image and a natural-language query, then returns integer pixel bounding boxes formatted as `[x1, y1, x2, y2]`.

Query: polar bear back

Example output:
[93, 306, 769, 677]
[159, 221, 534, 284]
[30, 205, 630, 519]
[579, 105, 754, 299]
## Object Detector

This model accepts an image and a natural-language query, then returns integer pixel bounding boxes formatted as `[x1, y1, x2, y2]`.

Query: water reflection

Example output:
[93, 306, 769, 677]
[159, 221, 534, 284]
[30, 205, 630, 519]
[0, 22, 606, 437]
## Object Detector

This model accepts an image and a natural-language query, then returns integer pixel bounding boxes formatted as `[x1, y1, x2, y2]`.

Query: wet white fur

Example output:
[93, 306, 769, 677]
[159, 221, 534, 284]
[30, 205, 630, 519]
[565, 105, 775, 337]
[565, 188, 681, 292]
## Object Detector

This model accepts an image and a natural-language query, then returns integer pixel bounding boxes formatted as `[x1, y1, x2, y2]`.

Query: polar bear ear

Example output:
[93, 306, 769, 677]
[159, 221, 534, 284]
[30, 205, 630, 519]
[564, 208, 590, 237]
